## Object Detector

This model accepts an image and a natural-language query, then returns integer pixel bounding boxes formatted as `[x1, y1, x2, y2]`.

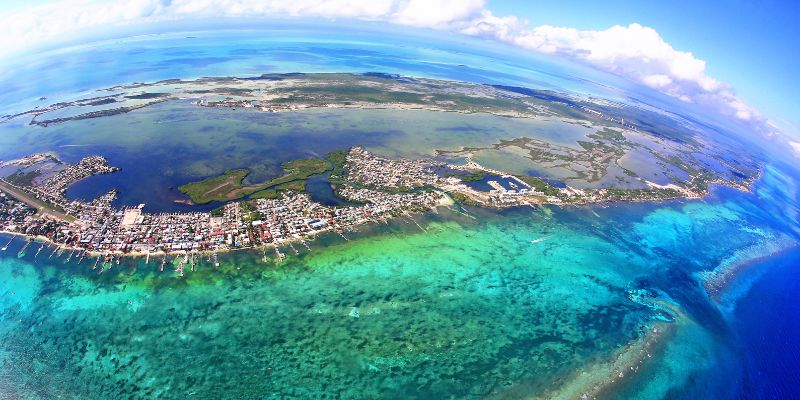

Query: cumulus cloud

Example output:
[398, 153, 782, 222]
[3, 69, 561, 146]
[0, 0, 769, 129]
[452, 19, 766, 126]
[789, 141, 800, 156]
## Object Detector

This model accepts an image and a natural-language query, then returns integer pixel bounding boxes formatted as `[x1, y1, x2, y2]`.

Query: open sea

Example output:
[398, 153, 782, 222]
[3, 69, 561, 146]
[0, 26, 798, 399]
[0, 162, 798, 398]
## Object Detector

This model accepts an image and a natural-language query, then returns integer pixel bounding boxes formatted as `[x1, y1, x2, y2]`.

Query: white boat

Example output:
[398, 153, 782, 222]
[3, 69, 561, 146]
[530, 236, 549, 244]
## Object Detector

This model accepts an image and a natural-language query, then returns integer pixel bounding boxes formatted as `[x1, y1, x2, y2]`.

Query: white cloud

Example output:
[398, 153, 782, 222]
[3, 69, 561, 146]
[450, 19, 767, 127]
[789, 141, 800, 155]
[0, 0, 772, 131]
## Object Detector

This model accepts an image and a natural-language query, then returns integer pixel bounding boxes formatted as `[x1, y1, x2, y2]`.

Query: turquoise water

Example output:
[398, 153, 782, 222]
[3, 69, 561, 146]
[2, 26, 799, 399]
[1, 162, 798, 398]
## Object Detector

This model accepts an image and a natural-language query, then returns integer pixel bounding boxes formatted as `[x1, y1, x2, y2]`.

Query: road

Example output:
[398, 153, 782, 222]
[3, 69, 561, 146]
[0, 179, 74, 222]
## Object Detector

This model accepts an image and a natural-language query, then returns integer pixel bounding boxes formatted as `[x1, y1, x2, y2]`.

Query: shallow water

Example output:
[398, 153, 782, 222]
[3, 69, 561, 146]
[0, 101, 594, 213]
[1, 163, 798, 399]
[1, 28, 798, 399]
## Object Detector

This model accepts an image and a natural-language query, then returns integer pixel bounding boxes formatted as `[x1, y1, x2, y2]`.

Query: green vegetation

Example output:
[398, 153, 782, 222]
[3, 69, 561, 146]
[263, 159, 329, 188]
[447, 171, 485, 182]
[178, 169, 249, 204]
[250, 180, 307, 199]
[249, 189, 280, 200]
[178, 157, 331, 204]
[588, 128, 626, 142]
[515, 175, 561, 196]
[275, 180, 306, 192]
[325, 149, 348, 179]
[5, 170, 42, 187]
[448, 191, 480, 206]
[603, 188, 680, 200]
[240, 200, 261, 223]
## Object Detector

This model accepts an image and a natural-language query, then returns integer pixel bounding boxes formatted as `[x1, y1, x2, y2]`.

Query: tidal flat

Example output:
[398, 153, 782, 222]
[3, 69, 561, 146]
[1, 102, 595, 213]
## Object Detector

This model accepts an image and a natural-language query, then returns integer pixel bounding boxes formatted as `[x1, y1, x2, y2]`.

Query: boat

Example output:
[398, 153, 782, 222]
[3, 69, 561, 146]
[17, 238, 32, 258]
[103, 254, 113, 270]
[175, 254, 187, 277]
[274, 246, 285, 262]
[2, 236, 13, 251]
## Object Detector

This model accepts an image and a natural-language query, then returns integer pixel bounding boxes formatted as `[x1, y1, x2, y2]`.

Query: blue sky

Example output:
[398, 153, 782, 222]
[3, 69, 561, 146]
[0, 0, 796, 137]
[491, 0, 800, 131]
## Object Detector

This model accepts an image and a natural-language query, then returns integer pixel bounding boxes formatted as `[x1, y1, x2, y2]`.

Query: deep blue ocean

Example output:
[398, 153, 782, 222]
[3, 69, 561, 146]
[0, 25, 798, 399]
[733, 249, 800, 398]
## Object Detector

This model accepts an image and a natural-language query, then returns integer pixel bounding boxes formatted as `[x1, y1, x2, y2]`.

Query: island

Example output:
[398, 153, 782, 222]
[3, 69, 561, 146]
[0, 73, 763, 274]
[178, 156, 334, 204]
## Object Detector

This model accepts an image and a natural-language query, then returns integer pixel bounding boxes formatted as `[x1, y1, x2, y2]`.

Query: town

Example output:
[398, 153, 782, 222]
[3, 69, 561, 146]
[0, 146, 726, 270]
[0, 148, 456, 269]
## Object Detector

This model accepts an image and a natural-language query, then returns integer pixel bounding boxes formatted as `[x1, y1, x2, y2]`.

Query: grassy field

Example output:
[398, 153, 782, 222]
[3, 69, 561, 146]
[447, 171, 484, 182]
[178, 169, 250, 204]
[324, 149, 348, 179]
[5, 170, 42, 187]
[179, 157, 332, 204]
[514, 175, 561, 196]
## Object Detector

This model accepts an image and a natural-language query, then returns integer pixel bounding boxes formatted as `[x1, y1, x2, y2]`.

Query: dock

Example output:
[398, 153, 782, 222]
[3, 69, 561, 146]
[274, 245, 285, 262]
[17, 239, 32, 258]
[2, 236, 13, 251]
[176, 254, 187, 277]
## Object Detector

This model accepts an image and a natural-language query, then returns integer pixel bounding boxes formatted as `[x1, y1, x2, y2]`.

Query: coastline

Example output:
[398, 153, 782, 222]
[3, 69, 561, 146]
[0, 181, 757, 265]
[0, 202, 451, 264]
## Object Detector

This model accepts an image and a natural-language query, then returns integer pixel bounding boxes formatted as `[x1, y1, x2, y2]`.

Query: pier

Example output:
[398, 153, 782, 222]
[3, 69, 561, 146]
[2, 236, 13, 251]
[288, 241, 299, 255]
[274, 245, 285, 261]
[17, 239, 32, 258]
